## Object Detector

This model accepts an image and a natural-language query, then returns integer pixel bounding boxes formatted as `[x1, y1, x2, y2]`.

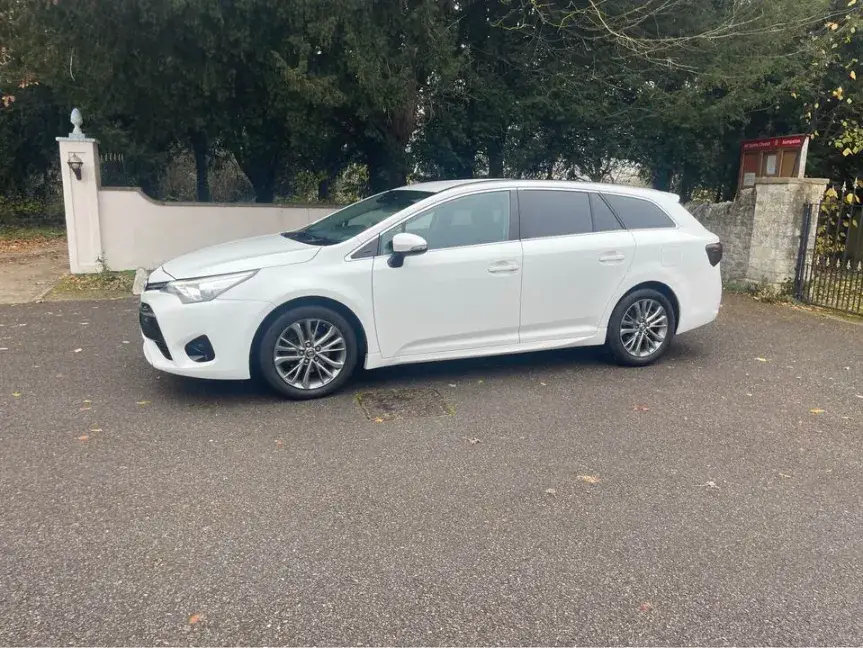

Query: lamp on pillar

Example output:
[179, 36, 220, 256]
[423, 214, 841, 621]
[67, 153, 83, 180]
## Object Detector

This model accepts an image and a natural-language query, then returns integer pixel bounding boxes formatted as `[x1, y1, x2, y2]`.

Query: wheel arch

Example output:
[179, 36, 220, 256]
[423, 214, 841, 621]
[618, 281, 681, 332]
[249, 296, 369, 377]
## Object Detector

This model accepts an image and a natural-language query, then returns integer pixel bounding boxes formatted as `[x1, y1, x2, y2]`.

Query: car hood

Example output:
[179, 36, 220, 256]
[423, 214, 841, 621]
[161, 234, 320, 279]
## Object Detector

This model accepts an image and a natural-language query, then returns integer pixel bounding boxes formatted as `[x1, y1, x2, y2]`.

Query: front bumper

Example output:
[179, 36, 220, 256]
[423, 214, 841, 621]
[140, 290, 273, 380]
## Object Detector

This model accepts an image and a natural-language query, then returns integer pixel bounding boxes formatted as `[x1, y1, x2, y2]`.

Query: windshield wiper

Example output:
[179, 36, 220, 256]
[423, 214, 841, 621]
[282, 231, 336, 245]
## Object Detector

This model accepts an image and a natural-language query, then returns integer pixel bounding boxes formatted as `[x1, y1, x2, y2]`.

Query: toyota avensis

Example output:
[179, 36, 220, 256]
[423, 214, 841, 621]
[140, 179, 722, 399]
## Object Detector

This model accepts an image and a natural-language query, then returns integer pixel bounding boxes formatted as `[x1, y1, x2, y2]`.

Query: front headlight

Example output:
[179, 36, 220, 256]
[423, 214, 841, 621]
[164, 270, 257, 304]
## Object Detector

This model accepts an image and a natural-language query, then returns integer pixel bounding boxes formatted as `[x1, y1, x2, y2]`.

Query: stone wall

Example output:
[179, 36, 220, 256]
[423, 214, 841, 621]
[686, 188, 755, 281]
[685, 178, 828, 286]
[745, 178, 826, 284]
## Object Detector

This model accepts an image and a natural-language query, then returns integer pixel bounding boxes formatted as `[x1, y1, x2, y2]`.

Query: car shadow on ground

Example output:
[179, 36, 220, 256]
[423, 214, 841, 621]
[153, 335, 711, 405]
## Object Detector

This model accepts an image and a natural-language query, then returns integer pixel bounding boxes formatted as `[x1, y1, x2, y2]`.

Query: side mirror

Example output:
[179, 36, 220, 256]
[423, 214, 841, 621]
[388, 232, 428, 268]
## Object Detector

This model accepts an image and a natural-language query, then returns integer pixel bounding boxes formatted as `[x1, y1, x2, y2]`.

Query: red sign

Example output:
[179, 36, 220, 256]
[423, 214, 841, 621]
[741, 135, 807, 151]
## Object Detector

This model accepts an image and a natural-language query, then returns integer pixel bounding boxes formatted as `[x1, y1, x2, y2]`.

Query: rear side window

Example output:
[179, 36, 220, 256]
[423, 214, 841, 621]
[519, 190, 592, 239]
[602, 194, 676, 229]
[590, 193, 622, 232]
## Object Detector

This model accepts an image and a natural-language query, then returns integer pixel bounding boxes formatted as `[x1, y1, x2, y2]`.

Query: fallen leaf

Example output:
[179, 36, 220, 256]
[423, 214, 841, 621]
[578, 474, 601, 484]
[755, 357, 768, 362]
[633, 404, 650, 412]
[467, 437, 482, 445]
[373, 416, 385, 423]
[136, 400, 151, 406]
[639, 602, 653, 612]
[188, 613, 204, 625]
[11, 392, 21, 398]
[73, 348, 82, 353]
[77, 435, 89, 441]
[83, 399, 92, 404]
[544, 488, 557, 496]
[809, 408, 825, 415]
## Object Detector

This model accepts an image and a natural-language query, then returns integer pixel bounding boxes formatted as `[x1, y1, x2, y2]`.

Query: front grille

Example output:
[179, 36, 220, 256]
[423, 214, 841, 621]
[139, 302, 172, 360]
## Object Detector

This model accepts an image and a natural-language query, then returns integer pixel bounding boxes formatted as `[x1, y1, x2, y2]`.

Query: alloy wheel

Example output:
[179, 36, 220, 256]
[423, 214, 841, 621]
[619, 298, 668, 358]
[273, 318, 347, 390]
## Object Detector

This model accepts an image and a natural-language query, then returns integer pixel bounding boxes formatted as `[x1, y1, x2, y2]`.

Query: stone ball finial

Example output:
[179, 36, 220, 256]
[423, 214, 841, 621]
[70, 108, 84, 139]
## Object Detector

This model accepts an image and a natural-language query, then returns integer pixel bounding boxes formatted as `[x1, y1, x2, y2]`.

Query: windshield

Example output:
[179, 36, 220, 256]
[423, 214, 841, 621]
[282, 190, 434, 246]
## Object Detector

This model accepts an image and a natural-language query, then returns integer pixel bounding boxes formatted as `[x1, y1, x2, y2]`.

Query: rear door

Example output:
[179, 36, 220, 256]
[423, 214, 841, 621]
[518, 190, 636, 343]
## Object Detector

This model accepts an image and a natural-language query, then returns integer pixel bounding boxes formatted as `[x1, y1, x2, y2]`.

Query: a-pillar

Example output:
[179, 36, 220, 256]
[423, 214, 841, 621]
[56, 108, 103, 273]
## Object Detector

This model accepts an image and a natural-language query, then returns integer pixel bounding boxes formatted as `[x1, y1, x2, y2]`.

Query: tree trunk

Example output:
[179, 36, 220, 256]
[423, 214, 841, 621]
[488, 143, 504, 178]
[318, 176, 333, 202]
[252, 175, 276, 203]
[366, 141, 408, 194]
[235, 152, 278, 203]
[651, 166, 673, 192]
[190, 131, 211, 202]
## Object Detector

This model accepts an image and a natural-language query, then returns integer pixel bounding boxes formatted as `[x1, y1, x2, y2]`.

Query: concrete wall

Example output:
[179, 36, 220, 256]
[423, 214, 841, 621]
[98, 188, 338, 270]
[56, 132, 340, 272]
[686, 188, 755, 281]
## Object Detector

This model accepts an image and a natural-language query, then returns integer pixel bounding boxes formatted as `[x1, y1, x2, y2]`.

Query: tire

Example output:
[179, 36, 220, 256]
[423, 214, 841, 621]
[606, 288, 676, 367]
[257, 305, 359, 399]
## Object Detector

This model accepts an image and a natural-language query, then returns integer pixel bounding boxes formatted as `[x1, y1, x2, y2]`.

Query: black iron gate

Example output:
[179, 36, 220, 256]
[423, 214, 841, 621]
[794, 198, 863, 315]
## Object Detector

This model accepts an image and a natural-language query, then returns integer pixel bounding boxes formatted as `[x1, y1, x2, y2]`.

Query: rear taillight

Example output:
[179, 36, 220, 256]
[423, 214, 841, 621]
[705, 242, 723, 267]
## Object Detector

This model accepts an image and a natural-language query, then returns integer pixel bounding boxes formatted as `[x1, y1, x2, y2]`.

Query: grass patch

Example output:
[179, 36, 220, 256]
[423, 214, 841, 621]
[0, 226, 66, 253]
[723, 280, 793, 304]
[0, 225, 66, 241]
[45, 270, 135, 301]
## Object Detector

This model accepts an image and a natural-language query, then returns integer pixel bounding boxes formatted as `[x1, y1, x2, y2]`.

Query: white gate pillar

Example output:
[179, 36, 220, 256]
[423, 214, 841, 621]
[57, 108, 103, 273]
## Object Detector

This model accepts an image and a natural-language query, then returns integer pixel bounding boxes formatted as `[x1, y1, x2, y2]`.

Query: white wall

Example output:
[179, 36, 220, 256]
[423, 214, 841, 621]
[98, 188, 338, 271]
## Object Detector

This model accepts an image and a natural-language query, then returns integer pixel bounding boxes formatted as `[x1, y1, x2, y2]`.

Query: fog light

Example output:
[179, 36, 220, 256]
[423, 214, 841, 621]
[185, 336, 215, 362]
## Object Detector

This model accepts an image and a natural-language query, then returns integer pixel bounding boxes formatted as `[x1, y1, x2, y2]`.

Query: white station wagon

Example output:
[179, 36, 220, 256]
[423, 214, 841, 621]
[140, 180, 722, 398]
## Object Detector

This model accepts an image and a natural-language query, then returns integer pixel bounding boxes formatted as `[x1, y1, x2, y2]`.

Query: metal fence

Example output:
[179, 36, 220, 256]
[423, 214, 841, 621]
[99, 152, 133, 187]
[794, 199, 863, 315]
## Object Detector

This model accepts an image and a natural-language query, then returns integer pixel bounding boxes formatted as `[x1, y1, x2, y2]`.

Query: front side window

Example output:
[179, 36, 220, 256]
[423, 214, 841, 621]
[283, 190, 433, 246]
[519, 190, 592, 239]
[381, 191, 511, 253]
[602, 194, 676, 229]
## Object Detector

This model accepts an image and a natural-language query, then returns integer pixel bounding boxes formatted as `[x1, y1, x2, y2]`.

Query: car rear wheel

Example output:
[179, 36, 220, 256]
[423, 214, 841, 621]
[258, 305, 359, 399]
[606, 288, 676, 366]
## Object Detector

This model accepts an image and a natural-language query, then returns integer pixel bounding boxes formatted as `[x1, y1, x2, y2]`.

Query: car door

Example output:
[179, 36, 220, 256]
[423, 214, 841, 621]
[372, 190, 522, 359]
[518, 189, 636, 343]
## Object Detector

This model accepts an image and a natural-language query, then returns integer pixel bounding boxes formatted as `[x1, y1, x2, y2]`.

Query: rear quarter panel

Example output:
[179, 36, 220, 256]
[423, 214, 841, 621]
[599, 227, 721, 334]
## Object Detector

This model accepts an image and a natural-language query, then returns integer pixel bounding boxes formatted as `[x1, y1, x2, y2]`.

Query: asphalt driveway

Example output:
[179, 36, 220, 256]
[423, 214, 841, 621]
[0, 294, 861, 646]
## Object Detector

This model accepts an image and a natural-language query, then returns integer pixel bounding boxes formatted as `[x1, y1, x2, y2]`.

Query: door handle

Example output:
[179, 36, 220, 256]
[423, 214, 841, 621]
[599, 252, 626, 263]
[487, 261, 520, 274]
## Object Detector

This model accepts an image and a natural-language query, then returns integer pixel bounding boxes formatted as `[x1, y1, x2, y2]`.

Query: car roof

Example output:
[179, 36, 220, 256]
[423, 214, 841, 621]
[402, 179, 680, 205]
[403, 179, 497, 193]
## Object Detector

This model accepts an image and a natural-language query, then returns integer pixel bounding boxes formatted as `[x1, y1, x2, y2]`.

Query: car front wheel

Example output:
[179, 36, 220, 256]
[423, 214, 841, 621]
[606, 289, 676, 366]
[258, 305, 359, 399]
